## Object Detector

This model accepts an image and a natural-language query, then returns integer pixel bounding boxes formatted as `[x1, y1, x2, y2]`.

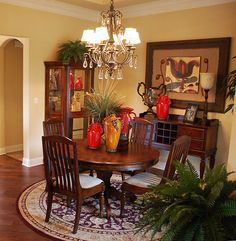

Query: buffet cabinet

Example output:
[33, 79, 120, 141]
[44, 61, 94, 138]
[151, 115, 219, 178]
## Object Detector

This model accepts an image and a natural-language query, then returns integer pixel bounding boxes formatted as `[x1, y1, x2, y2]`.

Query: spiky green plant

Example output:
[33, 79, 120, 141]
[137, 160, 236, 241]
[57, 40, 87, 63]
[84, 79, 124, 122]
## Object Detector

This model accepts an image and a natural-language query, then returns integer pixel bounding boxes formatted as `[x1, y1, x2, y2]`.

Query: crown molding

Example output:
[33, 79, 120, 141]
[120, 0, 236, 18]
[0, 0, 99, 22]
[0, 0, 235, 21]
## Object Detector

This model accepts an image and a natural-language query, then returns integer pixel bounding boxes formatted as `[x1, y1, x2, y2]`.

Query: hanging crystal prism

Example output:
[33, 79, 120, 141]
[98, 68, 103, 80]
[129, 56, 133, 68]
[104, 69, 109, 80]
[89, 60, 93, 68]
[133, 56, 137, 69]
[83, 58, 88, 68]
[117, 67, 123, 80]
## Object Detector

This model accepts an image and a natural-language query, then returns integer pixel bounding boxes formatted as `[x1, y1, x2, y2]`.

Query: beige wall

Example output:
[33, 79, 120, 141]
[120, 2, 236, 166]
[0, 2, 235, 168]
[0, 3, 96, 159]
[4, 40, 23, 149]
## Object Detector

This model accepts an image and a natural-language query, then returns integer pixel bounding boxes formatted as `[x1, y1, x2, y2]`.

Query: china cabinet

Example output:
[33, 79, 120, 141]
[44, 61, 94, 138]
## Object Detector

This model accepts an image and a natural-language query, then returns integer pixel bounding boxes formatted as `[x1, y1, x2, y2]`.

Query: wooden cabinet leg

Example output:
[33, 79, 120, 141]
[200, 159, 205, 179]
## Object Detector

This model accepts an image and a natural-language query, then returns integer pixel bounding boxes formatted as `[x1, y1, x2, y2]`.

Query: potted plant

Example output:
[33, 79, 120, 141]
[137, 160, 236, 241]
[84, 79, 123, 123]
[57, 40, 87, 64]
[225, 56, 236, 113]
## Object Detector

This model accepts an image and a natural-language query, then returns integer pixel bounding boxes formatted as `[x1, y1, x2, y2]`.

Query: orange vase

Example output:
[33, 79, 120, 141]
[104, 114, 122, 152]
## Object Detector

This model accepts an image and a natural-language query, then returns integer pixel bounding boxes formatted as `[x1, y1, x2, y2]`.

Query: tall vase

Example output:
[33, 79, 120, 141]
[156, 96, 171, 120]
[87, 123, 103, 149]
[117, 107, 136, 151]
[104, 114, 122, 152]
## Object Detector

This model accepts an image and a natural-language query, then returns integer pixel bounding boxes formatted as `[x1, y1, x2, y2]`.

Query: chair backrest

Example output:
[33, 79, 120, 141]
[42, 135, 80, 195]
[162, 135, 191, 182]
[43, 118, 65, 136]
[129, 117, 154, 146]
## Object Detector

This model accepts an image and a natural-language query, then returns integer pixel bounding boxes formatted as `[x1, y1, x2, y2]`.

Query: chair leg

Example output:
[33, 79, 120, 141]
[99, 191, 105, 218]
[45, 191, 53, 222]
[89, 170, 94, 177]
[73, 199, 82, 234]
[120, 190, 126, 218]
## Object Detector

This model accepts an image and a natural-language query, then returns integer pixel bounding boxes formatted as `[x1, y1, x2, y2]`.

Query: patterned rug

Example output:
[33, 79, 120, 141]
[17, 174, 161, 241]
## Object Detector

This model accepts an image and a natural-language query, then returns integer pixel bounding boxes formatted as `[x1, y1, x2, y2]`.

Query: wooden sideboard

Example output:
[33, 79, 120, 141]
[145, 114, 219, 178]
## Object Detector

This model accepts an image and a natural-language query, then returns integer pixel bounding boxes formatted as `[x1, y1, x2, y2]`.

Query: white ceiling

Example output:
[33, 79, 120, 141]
[0, 0, 235, 21]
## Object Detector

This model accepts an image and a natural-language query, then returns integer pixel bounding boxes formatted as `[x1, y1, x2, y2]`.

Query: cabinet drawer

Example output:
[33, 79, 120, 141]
[190, 139, 205, 151]
[178, 127, 205, 140]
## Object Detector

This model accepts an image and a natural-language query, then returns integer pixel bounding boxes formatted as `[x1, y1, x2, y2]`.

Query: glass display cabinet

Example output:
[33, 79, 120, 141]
[44, 61, 94, 138]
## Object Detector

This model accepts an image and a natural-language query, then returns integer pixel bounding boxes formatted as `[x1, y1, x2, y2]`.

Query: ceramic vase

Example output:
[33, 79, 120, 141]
[87, 123, 103, 149]
[156, 96, 171, 120]
[104, 114, 122, 152]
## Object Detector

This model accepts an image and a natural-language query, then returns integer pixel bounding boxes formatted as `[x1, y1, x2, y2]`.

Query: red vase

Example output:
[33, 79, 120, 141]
[87, 123, 103, 149]
[75, 77, 83, 90]
[156, 96, 171, 120]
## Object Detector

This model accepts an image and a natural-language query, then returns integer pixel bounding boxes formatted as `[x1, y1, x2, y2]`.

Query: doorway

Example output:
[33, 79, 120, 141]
[0, 35, 30, 165]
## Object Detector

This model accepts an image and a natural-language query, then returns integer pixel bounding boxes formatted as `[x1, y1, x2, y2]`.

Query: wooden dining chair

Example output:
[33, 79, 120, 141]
[43, 117, 65, 136]
[121, 117, 154, 181]
[43, 117, 94, 176]
[42, 135, 105, 234]
[129, 117, 154, 147]
[120, 135, 191, 217]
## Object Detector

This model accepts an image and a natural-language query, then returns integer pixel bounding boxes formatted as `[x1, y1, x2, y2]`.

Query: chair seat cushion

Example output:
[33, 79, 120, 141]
[124, 172, 162, 188]
[79, 174, 103, 189]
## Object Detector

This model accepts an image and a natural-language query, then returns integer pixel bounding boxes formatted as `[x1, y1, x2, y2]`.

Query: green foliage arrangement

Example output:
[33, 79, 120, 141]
[84, 79, 124, 123]
[57, 40, 87, 63]
[225, 56, 236, 113]
[137, 160, 236, 241]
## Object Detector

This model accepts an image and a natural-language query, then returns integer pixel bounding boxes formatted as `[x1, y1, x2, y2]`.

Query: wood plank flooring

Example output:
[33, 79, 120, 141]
[0, 155, 51, 241]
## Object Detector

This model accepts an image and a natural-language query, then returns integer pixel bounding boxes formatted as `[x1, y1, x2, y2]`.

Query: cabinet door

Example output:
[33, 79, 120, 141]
[69, 68, 86, 113]
[68, 67, 93, 139]
[45, 66, 65, 119]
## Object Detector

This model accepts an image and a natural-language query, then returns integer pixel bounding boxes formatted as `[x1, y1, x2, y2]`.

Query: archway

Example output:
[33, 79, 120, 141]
[0, 35, 29, 165]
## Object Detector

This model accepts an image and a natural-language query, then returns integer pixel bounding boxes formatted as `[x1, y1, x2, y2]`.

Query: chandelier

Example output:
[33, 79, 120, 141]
[81, 0, 141, 80]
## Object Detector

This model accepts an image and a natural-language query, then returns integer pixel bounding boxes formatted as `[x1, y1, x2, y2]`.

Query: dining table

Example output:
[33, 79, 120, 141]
[75, 138, 160, 217]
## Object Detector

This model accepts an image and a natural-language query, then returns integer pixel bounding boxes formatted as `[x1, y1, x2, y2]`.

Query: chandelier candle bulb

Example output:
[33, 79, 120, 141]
[81, 0, 141, 80]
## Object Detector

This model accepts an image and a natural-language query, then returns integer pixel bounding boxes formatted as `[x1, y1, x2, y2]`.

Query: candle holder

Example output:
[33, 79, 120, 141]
[200, 73, 215, 125]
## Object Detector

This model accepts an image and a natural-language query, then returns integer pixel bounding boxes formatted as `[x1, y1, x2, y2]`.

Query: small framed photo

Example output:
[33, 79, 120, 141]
[184, 104, 198, 123]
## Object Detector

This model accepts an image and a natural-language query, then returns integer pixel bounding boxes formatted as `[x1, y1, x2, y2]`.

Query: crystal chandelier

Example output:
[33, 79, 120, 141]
[81, 0, 141, 80]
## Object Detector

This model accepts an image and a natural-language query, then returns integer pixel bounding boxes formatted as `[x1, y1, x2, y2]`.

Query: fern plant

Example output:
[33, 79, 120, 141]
[57, 40, 87, 63]
[137, 161, 236, 241]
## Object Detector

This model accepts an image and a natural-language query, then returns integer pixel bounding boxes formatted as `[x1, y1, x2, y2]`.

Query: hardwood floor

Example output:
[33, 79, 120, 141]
[0, 155, 52, 241]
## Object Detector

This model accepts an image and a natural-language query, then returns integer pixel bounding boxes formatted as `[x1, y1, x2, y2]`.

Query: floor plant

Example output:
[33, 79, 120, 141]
[137, 161, 236, 241]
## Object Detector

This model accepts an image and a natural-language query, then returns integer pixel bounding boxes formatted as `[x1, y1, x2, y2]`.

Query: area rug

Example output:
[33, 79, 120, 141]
[17, 174, 161, 241]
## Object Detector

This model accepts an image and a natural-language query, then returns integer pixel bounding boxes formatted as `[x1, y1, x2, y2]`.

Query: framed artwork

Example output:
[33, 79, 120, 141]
[145, 38, 231, 113]
[184, 104, 198, 123]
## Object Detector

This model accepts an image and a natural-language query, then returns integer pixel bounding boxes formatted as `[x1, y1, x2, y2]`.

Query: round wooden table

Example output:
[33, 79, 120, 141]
[75, 139, 160, 217]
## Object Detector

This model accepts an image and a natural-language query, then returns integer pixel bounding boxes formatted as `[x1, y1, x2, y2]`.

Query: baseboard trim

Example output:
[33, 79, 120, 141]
[0, 147, 6, 155]
[22, 156, 43, 167]
[5, 144, 23, 153]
